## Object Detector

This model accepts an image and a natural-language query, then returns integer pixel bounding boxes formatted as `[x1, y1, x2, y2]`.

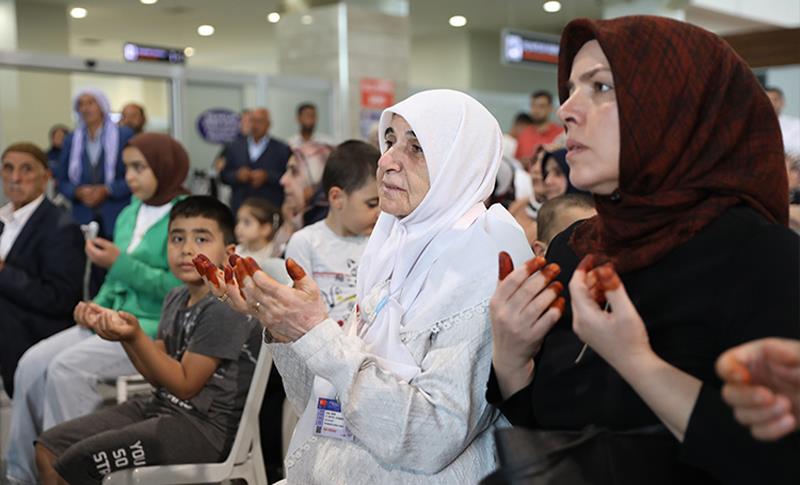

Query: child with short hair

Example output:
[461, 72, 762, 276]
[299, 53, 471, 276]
[34, 196, 262, 485]
[285, 140, 380, 326]
[235, 196, 290, 284]
[532, 193, 596, 257]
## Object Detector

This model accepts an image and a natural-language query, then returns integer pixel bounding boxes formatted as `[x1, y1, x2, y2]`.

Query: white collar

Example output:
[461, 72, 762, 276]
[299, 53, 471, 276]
[0, 194, 46, 226]
[248, 135, 269, 146]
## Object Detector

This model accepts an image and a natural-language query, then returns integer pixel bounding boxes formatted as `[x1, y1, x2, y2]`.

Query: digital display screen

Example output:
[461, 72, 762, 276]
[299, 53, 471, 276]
[501, 29, 560, 67]
[123, 42, 186, 65]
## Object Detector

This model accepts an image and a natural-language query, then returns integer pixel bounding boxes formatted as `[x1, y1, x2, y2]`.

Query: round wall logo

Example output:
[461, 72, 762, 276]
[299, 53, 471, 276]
[196, 109, 240, 144]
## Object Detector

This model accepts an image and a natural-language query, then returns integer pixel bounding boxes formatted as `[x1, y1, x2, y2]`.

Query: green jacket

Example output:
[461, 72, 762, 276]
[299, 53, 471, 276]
[94, 197, 183, 337]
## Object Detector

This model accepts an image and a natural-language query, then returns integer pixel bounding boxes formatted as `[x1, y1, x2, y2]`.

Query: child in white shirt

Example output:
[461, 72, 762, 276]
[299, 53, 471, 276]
[285, 140, 380, 325]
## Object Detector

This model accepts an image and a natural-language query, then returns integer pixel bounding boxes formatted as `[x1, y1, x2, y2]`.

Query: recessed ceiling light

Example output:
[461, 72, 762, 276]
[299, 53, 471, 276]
[70, 7, 88, 19]
[449, 15, 467, 27]
[267, 12, 281, 23]
[140, 0, 158, 5]
[197, 24, 215, 36]
[301, 15, 313, 25]
[184, 46, 195, 57]
[543, 1, 562, 13]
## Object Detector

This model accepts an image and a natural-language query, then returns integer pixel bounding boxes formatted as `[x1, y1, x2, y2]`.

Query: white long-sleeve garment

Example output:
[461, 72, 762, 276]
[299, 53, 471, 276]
[270, 89, 532, 484]
[272, 217, 529, 483]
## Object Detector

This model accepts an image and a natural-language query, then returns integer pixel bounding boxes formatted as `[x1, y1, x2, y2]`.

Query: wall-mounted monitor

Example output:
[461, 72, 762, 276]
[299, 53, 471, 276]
[501, 29, 560, 68]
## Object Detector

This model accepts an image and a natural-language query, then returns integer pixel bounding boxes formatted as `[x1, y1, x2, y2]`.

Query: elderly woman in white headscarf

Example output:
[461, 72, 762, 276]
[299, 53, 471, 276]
[56, 88, 135, 240]
[209, 90, 532, 483]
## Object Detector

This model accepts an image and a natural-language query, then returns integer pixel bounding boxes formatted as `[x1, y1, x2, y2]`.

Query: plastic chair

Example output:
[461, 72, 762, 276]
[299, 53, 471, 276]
[114, 374, 152, 404]
[103, 343, 272, 485]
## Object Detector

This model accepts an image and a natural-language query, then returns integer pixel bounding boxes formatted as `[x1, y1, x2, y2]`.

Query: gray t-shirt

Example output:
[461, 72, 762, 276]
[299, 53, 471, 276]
[152, 286, 261, 453]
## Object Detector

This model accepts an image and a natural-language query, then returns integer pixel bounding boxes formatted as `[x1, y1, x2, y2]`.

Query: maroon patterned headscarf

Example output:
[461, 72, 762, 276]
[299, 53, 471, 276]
[127, 133, 190, 206]
[560, 16, 788, 273]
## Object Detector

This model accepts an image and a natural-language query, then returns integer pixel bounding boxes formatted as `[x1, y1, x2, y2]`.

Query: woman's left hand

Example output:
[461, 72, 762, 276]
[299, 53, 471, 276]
[569, 256, 653, 371]
[85, 237, 121, 269]
[243, 259, 329, 342]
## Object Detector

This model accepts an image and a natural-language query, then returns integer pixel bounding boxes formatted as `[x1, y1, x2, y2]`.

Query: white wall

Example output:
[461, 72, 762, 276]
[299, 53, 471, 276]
[409, 30, 470, 91]
[468, 31, 558, 96]
[409, 29, 559, 131]
[16, 1, 68, 54]
[690, 0, 800, 28]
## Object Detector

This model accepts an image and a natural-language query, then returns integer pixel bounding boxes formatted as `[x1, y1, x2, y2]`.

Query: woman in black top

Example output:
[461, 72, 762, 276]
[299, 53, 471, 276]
[487, 15, 799, 485]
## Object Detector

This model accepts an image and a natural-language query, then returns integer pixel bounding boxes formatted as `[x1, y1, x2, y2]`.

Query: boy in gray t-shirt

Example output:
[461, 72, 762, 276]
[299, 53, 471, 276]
[35, 196, 259, 485]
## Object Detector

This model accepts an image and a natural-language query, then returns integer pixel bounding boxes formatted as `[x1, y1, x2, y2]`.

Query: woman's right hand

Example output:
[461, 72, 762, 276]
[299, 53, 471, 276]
[489, 252, 565, 399]
[717, 338, 800, 441]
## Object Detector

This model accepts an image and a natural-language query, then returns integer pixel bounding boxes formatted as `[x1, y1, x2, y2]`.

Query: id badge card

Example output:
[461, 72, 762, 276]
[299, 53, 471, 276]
[313, 397, 353, 441]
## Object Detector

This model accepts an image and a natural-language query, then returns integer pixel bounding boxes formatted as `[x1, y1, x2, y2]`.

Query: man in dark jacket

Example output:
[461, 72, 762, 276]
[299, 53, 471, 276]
[220, 107, 292, 213]
[0, 143, 85, 397]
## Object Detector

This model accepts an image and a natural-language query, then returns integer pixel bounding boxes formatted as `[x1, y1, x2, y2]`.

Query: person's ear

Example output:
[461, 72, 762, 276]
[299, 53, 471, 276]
[532, 240, 547, 257]
[328, 186, 345, 209]
[225, 244, 237, 256]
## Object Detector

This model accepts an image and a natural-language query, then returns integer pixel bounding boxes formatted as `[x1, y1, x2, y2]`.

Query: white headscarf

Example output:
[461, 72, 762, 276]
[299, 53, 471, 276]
[288, 89, 532, 456]
[67, 88, 119, 186]
[354, 88, 534, 379]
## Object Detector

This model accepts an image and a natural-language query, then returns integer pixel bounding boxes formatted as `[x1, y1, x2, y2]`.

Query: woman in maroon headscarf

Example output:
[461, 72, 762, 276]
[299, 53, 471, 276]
[487, 15, 799, 485]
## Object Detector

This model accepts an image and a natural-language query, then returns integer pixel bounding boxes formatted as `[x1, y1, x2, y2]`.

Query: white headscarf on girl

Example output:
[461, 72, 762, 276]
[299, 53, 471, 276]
[288, 89, 532, 455]
[67, 88, 119, 186]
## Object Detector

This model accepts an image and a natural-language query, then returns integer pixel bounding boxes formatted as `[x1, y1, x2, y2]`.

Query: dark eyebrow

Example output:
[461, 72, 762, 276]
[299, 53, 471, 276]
[579, 66, 612, 82]
[406, 130, 418, 139]
[191, 228, 214, 236]
[566, 66, 612, 92]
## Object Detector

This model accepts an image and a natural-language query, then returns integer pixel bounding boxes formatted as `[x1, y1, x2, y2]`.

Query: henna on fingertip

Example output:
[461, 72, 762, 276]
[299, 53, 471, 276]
[525, 256, 547, 275]
[728, 362, 753, 385]
[192, 254, 211, 275]
[549, 296, 566, 314]
[548, 280, 565, 295]
[498, 252, 514, 281]
[192, 254, 220, 287]
[540, 263, 561, 281]
[576, 254, 598, 272]
[233, 262, 250, 299]
[243, 257, 261, 277]
[595, 264, 622, 291]
[229, 254, 243, 268]
[286, 258, 307, 281]
[590, 285, 607, 305]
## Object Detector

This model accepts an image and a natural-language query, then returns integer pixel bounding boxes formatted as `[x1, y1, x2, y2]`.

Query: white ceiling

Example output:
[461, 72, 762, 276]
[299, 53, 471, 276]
[21, 0, 792, 73]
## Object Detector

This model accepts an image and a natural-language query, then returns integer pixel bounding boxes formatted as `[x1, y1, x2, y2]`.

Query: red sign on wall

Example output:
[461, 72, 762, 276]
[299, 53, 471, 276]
[360, 78, 395, 109]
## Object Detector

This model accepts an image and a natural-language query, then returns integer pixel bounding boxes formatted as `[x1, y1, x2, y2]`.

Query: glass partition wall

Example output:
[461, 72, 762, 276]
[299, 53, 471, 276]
[0, 51, 335, 204]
